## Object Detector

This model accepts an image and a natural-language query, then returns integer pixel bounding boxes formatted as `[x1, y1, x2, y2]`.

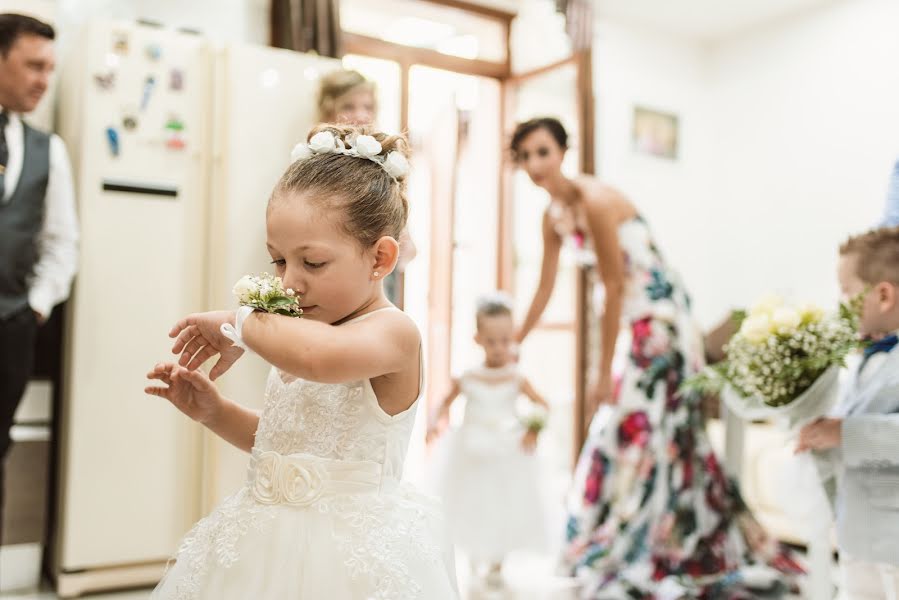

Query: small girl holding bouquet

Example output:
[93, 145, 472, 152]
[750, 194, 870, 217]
[426, 294, 550, 587]
[144, 124, 458, 599]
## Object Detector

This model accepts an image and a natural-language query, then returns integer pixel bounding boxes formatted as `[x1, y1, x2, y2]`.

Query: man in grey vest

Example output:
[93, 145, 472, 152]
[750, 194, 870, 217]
[0, 14, 78, 538]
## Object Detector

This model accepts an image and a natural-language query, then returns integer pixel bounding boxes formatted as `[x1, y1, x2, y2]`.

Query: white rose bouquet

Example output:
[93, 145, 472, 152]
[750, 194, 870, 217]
[683, 294, 863, 425]
[232, 273, 303, 317]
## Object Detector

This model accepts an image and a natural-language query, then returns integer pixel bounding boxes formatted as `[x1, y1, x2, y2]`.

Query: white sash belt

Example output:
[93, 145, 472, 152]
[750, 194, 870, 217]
[247, 449, 384, 507]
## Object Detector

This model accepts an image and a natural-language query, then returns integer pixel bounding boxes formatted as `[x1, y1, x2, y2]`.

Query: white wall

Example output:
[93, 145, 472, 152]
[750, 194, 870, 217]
[594, 0, 899, 328]
[701, 0, 899, 320]
[592, 20, 715, 323]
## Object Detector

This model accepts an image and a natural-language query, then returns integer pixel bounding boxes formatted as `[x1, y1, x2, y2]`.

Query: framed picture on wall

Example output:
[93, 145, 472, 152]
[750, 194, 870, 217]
[633, 106, 678, 159]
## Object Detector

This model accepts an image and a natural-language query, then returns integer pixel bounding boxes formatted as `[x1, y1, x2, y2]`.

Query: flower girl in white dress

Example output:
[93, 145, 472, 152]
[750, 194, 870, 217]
[427, 294, 550, 587]
[145, 124, 458, 600]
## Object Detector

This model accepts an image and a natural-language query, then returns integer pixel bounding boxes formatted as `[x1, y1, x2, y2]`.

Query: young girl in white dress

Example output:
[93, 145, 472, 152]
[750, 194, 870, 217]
[144, 124, 458, 600]
[427, 294, 549, 587]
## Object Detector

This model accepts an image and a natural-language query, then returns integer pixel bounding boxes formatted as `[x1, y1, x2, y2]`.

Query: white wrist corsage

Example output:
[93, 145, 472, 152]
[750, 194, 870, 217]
[231, 273, 303, 316]
[220, 273, 303, 350]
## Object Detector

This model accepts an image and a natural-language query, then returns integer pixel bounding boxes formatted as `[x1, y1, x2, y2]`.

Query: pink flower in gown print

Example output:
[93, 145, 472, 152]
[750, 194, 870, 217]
[630, 318, 654, 368]
[617, 410, 651, 448]
[583, 449, 608, 504]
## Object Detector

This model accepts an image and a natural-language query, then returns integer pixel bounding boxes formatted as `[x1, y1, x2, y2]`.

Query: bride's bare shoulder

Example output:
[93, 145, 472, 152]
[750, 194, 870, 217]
[577, 179, 634, 215]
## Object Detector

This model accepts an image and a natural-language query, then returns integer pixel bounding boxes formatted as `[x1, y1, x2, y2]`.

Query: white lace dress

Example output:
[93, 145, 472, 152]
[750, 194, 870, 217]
[152, 317, 458, 599]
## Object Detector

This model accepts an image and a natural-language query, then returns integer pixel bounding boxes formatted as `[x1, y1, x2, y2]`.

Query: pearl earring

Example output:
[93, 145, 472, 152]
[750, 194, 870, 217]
[373, 271, 380, 278]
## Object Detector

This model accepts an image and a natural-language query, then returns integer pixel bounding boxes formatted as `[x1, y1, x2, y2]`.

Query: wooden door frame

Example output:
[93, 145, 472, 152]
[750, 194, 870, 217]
[341, 20, 510, 415]
[340, 5, 596, 465]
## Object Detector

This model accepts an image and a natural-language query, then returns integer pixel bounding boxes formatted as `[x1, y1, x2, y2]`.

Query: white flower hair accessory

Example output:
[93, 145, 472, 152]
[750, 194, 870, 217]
[289, 131, 410, 181]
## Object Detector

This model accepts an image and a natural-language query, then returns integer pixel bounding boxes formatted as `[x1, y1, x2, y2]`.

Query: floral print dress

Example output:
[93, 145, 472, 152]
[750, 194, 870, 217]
[550, 201, 802, 599]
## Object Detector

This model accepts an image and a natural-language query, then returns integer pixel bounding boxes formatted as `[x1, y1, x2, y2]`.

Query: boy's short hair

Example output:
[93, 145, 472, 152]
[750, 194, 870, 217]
[840, 226, 899, 285]
[475, 292, 513, 329]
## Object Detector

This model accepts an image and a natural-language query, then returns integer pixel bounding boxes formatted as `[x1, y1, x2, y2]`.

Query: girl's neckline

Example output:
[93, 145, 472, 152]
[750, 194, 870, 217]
[339, 305, 399, 326]
[478, 362, 515, 371]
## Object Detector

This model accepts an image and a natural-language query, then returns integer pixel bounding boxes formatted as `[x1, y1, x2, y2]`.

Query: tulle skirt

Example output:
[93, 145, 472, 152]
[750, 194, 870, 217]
[433, 424, 548, 563]
[152, 483, 458, 600]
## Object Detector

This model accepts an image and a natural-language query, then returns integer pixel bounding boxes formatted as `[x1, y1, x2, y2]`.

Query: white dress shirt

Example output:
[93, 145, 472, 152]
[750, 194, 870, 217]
[859, 351, 889, 387]
[857, 331, 899, 388]
[2, 109, 79, 318]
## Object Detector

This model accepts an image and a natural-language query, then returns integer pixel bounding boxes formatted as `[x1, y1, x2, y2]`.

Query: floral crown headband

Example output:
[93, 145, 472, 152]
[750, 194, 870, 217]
[290, 130, 410, 182]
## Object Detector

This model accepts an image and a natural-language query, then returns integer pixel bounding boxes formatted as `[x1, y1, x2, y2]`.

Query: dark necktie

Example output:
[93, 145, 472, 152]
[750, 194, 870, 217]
[859, 333, 898, 374]
[0, 110, 8, 199]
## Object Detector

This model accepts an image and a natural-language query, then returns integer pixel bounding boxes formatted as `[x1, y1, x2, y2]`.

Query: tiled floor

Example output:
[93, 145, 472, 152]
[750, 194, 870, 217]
[0, 590, 149, 600]
[0, 552, 579, 600]
[0, 551, 827, 600]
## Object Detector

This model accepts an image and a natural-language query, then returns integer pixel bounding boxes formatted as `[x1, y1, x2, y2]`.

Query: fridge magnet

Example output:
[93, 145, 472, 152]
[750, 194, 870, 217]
[166, 135, 186, 151]
[145, 43, 162, 62]
[140, 75, 156, 111]
[169, 68, 184, 91]
[94, 71, 115, 90]
[122, 114, 138, 131]
[112, 31, 129, 55]
[164, 116, 185, 133]
[106, 127, 120, 157]
[165, 116, 186, 151]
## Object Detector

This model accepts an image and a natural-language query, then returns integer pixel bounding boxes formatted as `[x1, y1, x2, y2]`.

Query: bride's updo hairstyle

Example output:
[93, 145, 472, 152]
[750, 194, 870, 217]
[509, 116, 569, 163]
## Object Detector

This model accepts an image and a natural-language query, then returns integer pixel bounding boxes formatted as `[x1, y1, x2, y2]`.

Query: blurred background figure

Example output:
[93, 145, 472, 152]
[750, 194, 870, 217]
[0, 12, 77, 545]
[427, 293, 550, 591]
[315, 67, 416, 306]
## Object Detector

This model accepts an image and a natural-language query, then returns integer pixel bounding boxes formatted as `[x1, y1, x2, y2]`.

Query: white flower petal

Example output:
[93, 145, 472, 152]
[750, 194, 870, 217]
[354, 135, 382, 158]
[771, 307, 801, 332]
[382, 151, 409, 179]
[232, 275, 257, 303]
[308, 131, 337, 153]
[290, 142, 313, 163]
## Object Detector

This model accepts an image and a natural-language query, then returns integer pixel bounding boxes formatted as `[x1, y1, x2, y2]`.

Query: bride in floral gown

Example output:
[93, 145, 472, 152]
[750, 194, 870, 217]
[510, 117, 802, 599]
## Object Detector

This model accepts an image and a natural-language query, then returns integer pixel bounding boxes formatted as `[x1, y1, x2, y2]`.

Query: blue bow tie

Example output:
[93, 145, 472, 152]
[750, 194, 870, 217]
[864, 334, 899, 358]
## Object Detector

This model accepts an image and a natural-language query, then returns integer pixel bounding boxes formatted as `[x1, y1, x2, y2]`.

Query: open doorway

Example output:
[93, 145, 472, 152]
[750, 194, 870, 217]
[339, 0, 595, 476]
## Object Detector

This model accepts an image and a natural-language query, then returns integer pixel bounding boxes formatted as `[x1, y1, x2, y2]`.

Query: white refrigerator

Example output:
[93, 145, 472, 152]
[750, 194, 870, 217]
[204, 42, 340, 508]
[55, 19, 338, 596]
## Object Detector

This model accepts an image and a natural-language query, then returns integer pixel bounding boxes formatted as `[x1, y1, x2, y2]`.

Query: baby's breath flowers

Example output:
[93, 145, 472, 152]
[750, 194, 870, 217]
[683, 294, 863, 408]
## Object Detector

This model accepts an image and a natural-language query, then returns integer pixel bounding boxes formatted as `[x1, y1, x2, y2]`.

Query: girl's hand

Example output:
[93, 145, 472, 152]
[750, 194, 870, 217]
[169, 310, 244, 380]
[145, 363, 224, 425]
[425, 426, 442, 445]
[514, 328, 526, 346]
[521, 429, 539, 454]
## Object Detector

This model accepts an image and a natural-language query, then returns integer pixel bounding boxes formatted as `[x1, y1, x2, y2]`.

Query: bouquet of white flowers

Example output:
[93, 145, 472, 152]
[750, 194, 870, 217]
[232, 273, 303, 317]
[518, 403, 549, 433]
[684, 294, 863, 426]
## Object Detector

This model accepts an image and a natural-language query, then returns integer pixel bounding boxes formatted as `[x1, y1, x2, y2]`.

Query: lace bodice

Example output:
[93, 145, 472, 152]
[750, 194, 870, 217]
[253, 308, 420, 485]
[458, 365, 521, 430]
[254, 371, 418, 484]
